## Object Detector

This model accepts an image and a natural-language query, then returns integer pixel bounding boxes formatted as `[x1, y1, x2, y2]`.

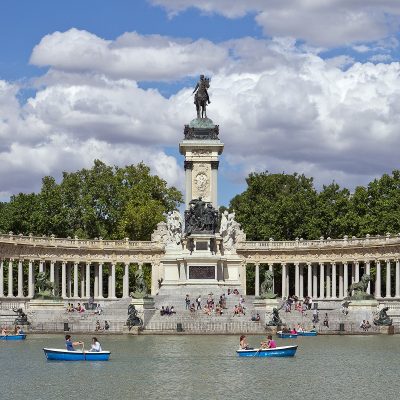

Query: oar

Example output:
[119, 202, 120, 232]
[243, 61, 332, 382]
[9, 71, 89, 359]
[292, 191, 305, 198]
[81, 342, 85, 361]
[252, 347, 262, 357]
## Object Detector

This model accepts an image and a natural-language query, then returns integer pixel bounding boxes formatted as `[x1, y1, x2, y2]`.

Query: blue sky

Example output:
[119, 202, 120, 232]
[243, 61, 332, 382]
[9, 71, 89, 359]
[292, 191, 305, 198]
[1, 0, 400, 207]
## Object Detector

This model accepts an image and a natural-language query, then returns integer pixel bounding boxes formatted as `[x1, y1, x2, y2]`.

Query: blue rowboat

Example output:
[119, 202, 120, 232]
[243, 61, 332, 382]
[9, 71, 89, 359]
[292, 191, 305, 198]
[277, 331, 298, 339]
[43, 348, 110, 361]
[237, 345, 297, 358]
[297, 331, 318, 337]
[0, 334, 26, 341]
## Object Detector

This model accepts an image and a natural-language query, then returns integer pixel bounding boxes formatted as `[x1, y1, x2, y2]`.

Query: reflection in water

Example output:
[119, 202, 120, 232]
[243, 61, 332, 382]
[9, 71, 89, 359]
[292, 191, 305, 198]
[1, 334, 400, 400]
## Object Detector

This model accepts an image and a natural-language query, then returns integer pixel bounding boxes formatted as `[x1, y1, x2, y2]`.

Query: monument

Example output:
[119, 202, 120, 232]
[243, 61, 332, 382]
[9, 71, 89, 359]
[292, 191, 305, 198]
[153, 75, 245, 289]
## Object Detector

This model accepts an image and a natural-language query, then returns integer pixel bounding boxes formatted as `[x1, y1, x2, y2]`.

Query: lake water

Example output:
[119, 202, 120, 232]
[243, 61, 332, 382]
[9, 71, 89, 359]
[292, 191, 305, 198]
[1, 334, 400, 400]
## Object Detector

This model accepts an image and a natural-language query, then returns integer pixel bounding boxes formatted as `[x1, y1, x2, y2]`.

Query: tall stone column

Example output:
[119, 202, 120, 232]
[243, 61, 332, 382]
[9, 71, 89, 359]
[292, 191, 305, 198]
[351, 263, 355, 287]
[312, 265, 318, 299]
[294, 263, 300, 297]
[67, 263, 72, 298]
[98, 263, 103, 299]
[94, 264, 99, 298]
[331, 262, 337, 299]
[281, 263, 287, 299]
[375, 260, 381, 298]
[39, 260, 44, 274]
[123, 263, 130, 298]
[50, 261, 55, 294]
[299, 264, 304, 298]
[28, 260, 34, 298]
[151, 262, 159, 296]
[339, 263, 344, 298]
[255, 263, 260, 297]
[268, 264, 274, 294]
[73, 262, 79, 298]
[211, 161, 219, 207]
[184, 161, 193, 209]
[396, 259, 400, 298]
[110, 263, 116, 299]
[365, 260, 371, 294]
[18, 259, 23, 298]
[386, 260, 391, 298]
[307, 263, 312, 297]
[61, 262, 67, 299]
[0, 260, 3, 298]
[80, 264, 85, 298]
[319, 262, 325, 299]
[326, 264, 331, 298]
[54, 262, 59, 295]
[355, 261, 360, 282]
[8, 259, 14, 297]
[86, 262, 91, 298]
[343, 262, 349, 296]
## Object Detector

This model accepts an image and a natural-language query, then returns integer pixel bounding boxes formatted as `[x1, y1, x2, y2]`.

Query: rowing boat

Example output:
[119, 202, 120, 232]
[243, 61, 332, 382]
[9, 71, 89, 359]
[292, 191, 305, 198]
[297, 330, 318, 337]
[277, 331, 298, 339]
[0, 334, 26, 341]
[236, 345, 297, 357]
[43, 348, 110, 361]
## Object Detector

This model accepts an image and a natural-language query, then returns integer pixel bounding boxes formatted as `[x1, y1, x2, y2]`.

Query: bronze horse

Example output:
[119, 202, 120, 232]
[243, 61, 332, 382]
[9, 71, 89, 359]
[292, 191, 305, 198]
[193, 77, 210, 119]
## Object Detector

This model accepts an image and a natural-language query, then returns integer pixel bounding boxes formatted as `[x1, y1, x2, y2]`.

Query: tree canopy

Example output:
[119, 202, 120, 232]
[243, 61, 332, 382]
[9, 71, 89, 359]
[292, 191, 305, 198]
[0, 160, 183, 240]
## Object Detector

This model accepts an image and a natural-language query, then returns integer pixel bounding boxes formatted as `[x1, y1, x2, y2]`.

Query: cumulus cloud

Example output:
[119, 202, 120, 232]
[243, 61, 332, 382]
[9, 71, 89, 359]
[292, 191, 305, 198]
[30, 28, 228, 81]
[151, 0, 400, 47]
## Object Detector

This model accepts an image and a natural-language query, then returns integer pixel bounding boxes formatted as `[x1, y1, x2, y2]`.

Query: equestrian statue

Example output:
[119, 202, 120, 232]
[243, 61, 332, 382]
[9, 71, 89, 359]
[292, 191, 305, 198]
[192, 74, 210, 119]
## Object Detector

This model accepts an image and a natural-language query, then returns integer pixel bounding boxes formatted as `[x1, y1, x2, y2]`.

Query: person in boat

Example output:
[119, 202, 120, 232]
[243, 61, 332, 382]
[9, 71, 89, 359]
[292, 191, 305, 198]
[261, 335, 276, 349]
[15, 326, 23, 335]
[239, 335, 253, 350]
[90, 337, 102, 352]
[65, 334, 83, 351]
[297, 324, 304, 333]
[290, 327, 297, 334]
[1, 327, 7, 335]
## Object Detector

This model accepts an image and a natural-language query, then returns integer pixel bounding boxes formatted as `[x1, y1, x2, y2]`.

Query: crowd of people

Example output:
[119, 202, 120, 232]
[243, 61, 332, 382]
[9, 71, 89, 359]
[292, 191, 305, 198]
[160, 306, 176, 316]
[66, 302, 102, 315]
[95, 320, 110, 331]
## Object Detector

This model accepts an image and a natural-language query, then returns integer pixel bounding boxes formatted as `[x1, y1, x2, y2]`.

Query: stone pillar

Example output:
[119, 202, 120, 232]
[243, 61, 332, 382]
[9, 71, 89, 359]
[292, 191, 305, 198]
[355, 261, 360, 282]
[312, 265, 318, 299]
[73, 262, 79, 298]
[268, 264, 274, 294]
[365, 261, 371, 294]
[184, 161, 193, 209]
[80, 264, 85, 298]
[67, 263, 72, 298]
[0, 260, 3, 298]
[123, 263, 130, 298]
[94, 264, 99, 298]
[281, 263, 287, 299]
[396, 259, 400, 298]
[299, 265, 304, 299]
[110, 263, 116, 299]
[8, 259, 13, 297]
[339, 263, 344, 298]
[86, 262, 91, 298]
[61, 262, 67, 299]
[98, 263, 103, 299]
[255, 263, 260, 297]
[326, 264, 331, 299]
[28, 260, 34, 298]
[211, 161, 219, 208]
[50, 261, 55, 294]
[54, 262, 59, 295]
[386, 260, 391, 298]
[307, 263, 312, 297]
[351, 263, 355, 287]
[375, 260, 381, 298]
[179, 260, 186, 282]
[331, 262, 337, 299]
[39, 260, 44, 274]
[151, 262, 159, 296]
[343, 262, 349, 296]
[319, 262, 324, 299]
[293, 263, 299, 297]
[108, 264, 113, 298]
[18, 259, 23, 297]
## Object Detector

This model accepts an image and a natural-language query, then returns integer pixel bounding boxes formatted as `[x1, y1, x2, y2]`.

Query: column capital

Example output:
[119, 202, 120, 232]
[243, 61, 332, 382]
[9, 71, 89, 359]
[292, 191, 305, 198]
[184, 160, 193, 170]
[210, 161, 219, 170]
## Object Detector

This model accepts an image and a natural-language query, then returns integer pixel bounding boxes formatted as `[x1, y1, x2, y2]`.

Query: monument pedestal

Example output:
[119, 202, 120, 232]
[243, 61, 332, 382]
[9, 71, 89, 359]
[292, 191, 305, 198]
[348, 299, 379, 325]
[131, 298, 155, 327]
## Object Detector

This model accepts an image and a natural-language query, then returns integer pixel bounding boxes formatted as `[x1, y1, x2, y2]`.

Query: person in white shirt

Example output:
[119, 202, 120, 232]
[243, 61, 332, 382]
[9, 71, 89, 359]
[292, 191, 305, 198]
[90, 337, 102, 352]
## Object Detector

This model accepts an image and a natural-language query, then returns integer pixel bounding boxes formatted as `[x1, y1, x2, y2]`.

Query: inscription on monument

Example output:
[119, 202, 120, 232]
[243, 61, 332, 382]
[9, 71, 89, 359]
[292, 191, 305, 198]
[189, 265, 215, 279]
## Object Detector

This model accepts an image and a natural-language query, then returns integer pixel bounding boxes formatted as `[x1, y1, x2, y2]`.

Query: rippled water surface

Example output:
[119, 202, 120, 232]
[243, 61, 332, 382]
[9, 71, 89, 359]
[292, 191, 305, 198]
[1, 334, 400, 400]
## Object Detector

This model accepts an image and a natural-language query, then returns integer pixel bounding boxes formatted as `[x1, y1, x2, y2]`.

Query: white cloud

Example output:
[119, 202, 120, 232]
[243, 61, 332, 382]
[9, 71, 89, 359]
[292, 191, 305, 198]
[151, 0, 400, 47]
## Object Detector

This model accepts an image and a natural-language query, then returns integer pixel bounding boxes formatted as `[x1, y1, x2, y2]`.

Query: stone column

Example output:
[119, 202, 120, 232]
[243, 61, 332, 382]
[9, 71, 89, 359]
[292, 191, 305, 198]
[343, 262, 349, 296]
[73, 262, 79, 298]
[61, 262, 67, 299]
[211, 161, 219, 208]
[355, 261, 360, 282]
[294, 263, 300, 297]
[339, 263, 344, 299]
[0, 260, 3, 298]
[18, 259, 23, 297]
[54, 262, 59, 295]
[50, 261, 55, 294]
[28, 260, 34, 298]
[351, 263, 355, 287]
[110, 263, 116, 299]
[312, 265, 318, 299]
[86, 262, 91, 298]
[326, 264, 331, 299]
[108, 264, 113, 298]
[98, 263, 103, 299]
[123, 263, 130, 298]
[307, 263, 312, 297]
[8, 259, 14, 297]
[396, 259, 400, 298]
[67, 263, 72, 298]
[331, 262, 337, 299]
[268, 264, 274, 293]
[80, 264, 85, 298]
[179, 260, 186, 282]
[151, 262, 159, 296]
[94, 264, 99, 298]
[281, 263, 287, 299]
[255, 263, 260, 297]
[365, 261, 371, 294]
[319, 262, 324, 299]
[375, 260, 381, 298]
[39, 260, 44, 274]
[386, 260, 391, 298]
[299, 265, 304, 299]
[184, 161, 193, 209]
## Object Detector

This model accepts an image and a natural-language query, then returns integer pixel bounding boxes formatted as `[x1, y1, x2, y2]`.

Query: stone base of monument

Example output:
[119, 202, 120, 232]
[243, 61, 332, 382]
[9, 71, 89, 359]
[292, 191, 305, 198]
[131, 298, 156, 328]
[253, 298, 279, 312]
[28, 299, 65, 310]
[378, 325, 394, 335]
[122, 326, 141, 335]
[347, 299, 379, 327]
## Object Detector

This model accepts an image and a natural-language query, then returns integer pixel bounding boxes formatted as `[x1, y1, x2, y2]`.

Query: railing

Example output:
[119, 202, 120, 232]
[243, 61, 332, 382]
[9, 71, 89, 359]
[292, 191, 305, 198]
[0, 300, 28, 310]
[237, 233, 400, 251]
[0, 232, 164, 251]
